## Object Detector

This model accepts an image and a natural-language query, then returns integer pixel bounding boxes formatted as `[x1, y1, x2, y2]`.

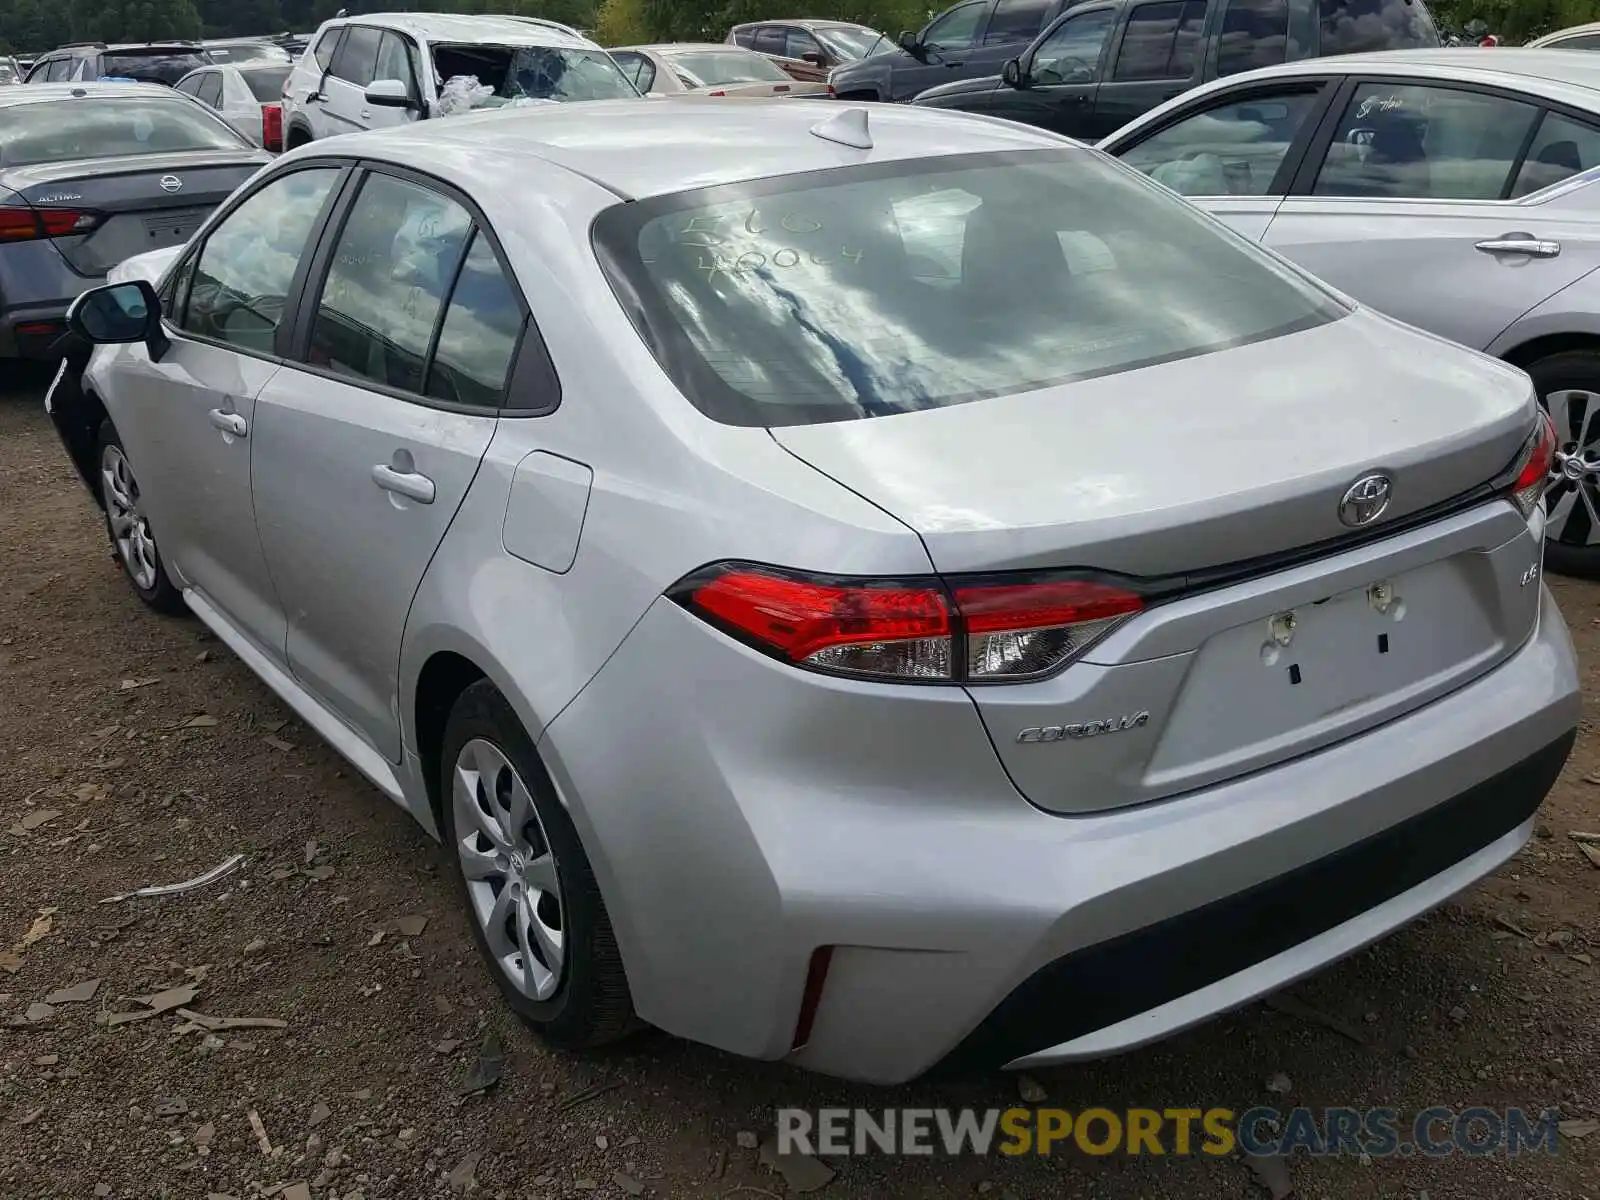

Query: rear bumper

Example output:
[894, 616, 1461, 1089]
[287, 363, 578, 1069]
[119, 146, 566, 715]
[961, 728, 1571, 1075]
[0, 242, 98, 358]
[540, 579, 1579, 1084]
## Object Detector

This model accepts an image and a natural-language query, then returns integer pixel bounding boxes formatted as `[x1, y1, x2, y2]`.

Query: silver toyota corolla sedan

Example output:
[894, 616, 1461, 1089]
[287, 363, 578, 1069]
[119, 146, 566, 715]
[1099, 49, 1600, 580]
[48, 99, 1579, 1084]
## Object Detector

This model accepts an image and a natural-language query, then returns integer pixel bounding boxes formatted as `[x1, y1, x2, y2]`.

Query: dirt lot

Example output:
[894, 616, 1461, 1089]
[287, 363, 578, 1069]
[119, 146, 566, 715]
[1, 370, 1599, 1200]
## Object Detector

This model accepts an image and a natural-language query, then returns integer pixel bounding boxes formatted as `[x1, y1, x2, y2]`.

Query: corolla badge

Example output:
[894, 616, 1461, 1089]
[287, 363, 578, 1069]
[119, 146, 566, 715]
[159, 175, 183, 193]
[1017, 712, 1150, 743]
[1338, 473, 1392, 528]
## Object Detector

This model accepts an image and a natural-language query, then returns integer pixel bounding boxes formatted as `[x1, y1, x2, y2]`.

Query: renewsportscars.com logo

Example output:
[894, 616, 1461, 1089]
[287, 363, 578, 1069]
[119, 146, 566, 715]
[776, 1106, 1565, 1158]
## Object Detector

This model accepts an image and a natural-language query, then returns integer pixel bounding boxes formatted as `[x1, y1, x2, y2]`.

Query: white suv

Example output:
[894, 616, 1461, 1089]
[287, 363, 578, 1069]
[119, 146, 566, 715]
[280, 12, 638, 147]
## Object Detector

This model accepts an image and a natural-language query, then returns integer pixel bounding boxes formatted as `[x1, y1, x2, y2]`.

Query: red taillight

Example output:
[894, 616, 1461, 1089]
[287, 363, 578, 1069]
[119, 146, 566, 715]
[687, 567, 953, 680]
[675, 564, 1142, 682]
[0, 205, 96, 242]
[261, 103, 284, 152]
[1511, 410, 1557, 517]
[707, 89, 727, 96]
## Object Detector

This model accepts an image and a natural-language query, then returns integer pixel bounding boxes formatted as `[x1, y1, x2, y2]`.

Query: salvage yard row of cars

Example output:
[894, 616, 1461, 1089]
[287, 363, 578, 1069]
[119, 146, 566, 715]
[1, 2, 1599, 1081]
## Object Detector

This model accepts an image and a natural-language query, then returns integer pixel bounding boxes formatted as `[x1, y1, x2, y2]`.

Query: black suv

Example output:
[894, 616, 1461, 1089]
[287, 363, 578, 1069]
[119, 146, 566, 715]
[829, 0, 1081, 102]
[911, 0, 1438, 138]
[24, 42, 213, 86]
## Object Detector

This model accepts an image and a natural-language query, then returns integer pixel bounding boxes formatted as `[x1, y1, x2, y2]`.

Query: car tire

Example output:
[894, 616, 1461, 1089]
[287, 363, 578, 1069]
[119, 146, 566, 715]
[96, 421, 185, 614]
[1529, 350, 1600, 580]
[440, 680, 636, 1050]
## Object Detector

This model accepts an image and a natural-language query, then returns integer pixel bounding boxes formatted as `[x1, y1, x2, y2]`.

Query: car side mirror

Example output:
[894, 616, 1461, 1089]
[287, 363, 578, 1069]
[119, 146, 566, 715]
[801, 50, 825, 66]
[67, 280, 168, 360]
[364, 78, 411, 107]
[1001, 57, 1027, 87]
[898, 29, 924, 57]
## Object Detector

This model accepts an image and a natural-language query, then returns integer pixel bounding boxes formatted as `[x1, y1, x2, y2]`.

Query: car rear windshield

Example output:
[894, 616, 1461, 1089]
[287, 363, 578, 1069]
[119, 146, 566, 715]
[592, 150, 1347, 427]
[1318, 0, 1439, 54]
[242, 66, 292, 100]
[664, 49, 792, 86]
[0, 95, 247, 166]
[208, 43, 288, 64]
[102, 50, 212, 84]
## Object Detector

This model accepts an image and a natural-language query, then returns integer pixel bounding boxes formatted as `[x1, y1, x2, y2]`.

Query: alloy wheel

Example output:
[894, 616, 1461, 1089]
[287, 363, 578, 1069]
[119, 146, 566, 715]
[100, 444, 159, 591]
[451, 737, 566, 1001]
[1546, 389, 1600, 548]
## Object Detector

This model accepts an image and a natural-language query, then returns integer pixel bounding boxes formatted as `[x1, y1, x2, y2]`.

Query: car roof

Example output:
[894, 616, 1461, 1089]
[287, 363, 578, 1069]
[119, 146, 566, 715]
[326, 96, 1075, 200]
[1206, 47, 1600, 109]
[0, 81, 177, 106]
[732, 19, 875, 30]
[623, 43, 762, 54]
[323, 12, 593, 48]
[1529, 22, 1600, 44]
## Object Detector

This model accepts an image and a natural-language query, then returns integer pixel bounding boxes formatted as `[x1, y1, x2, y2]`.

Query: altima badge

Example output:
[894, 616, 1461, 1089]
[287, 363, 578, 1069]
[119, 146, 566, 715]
[1017, 712, 1150, 743]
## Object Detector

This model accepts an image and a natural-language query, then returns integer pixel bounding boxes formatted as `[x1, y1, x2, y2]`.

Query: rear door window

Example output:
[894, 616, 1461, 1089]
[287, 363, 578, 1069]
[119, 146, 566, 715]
[312, 28, 342, 70]
[1311, 81, 1540, 199]
[1216, 0, 1291, 77]
[197, 72, 224, 107]
[426, 231, 524, 408]
[306, 172, 473, 395]
[1117, 86, 1322, 193]
[46, 58, 74, 82]
[611, 51, 656, 92]
[753, 27, 788, 54]
[331, 25, 381, 86]
[1112, 0, 1209, 79]
[984, 0, 1054, 45]
[1510, 110, 1600, 196]
[1317, 0, 1439, 55]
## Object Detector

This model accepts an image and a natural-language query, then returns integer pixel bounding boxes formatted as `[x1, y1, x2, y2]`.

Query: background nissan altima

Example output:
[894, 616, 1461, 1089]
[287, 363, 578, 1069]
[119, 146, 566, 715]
[0, 82, 271, 358]
[50, 99, 1579, 1083]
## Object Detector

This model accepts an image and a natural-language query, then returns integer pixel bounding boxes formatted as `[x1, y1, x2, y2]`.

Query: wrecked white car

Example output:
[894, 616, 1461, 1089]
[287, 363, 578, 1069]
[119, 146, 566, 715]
[280, 13, 640, 145]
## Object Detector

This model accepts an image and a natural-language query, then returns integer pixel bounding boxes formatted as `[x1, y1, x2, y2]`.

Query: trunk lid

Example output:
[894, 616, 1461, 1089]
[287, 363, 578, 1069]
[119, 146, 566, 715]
[772, 310, 1545, 813]
[3, 150, 267, 277]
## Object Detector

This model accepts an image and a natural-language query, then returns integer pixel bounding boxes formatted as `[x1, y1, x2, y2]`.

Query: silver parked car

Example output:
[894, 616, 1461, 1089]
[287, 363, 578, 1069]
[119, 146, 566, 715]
[0, 83, 271, 358]
[1100, 48, 1600, 577]
[50, 99, 1578, 1084]
[608, 43, 832, 97]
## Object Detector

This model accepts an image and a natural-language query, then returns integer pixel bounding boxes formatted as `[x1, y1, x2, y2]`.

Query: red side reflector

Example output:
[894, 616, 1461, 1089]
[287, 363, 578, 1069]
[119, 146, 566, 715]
[791, 946, 834, 1051]
[708, 89, 727, 96]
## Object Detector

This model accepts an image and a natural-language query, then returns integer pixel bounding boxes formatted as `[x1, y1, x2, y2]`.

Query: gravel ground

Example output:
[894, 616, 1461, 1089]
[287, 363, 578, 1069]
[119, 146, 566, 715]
[1, 369, 1598, 1200]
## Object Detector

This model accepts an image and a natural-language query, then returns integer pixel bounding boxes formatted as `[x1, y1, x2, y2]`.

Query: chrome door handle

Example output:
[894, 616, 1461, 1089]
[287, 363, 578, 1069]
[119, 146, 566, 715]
[1475, 236, 1560, 258]
[371, 463, 435, 504]
[208, 408, 247, 437]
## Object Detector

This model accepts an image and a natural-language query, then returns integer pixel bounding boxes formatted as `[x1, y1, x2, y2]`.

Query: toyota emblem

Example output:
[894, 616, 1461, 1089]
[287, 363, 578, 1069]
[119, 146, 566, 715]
[1338, 473, 1393, 528]
[159, 175, 183, 193]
